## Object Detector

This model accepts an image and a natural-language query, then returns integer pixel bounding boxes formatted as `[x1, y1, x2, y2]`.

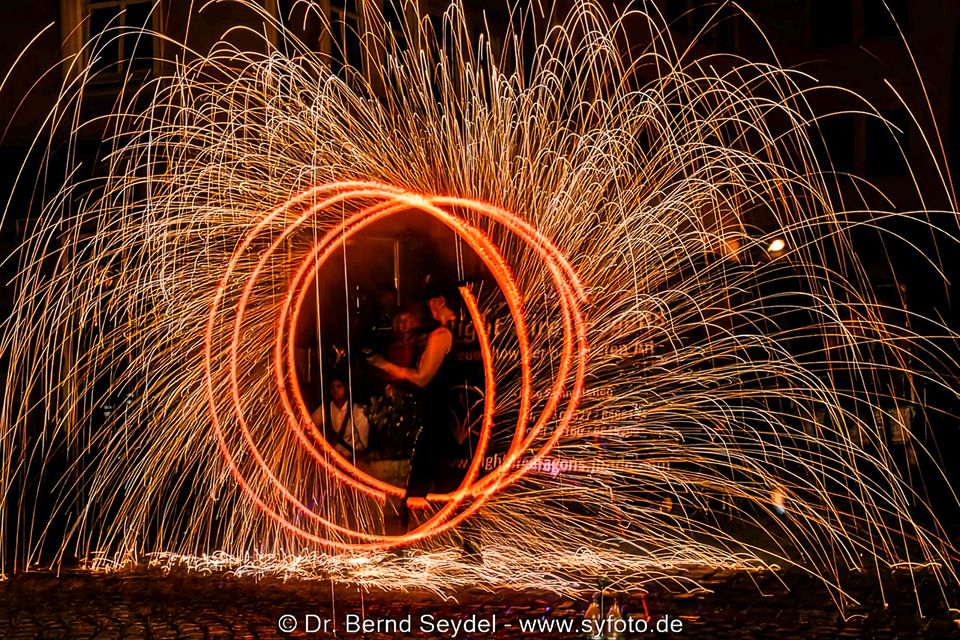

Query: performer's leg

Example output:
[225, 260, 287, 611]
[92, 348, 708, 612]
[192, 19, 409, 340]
[401, 425, 437, 530]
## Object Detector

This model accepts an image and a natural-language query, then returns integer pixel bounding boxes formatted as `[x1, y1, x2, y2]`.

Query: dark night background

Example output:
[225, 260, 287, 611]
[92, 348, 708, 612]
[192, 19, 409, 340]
[1, 0, 959, 569]
[2, 3, 960, 639]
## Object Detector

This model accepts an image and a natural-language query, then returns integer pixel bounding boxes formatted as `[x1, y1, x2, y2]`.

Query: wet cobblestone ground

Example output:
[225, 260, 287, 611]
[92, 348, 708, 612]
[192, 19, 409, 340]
[1, 567, 959, 639]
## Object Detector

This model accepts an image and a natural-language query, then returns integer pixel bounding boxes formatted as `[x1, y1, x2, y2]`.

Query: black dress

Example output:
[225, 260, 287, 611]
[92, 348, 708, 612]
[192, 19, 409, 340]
[405, 324, 463, 498]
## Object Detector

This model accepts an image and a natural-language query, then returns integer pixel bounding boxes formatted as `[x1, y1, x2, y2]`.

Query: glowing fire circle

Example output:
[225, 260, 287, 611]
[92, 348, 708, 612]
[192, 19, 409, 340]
[204, 182, 588, 550]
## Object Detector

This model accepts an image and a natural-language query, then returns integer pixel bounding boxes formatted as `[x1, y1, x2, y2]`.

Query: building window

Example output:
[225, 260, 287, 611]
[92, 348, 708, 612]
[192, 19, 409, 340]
[61, 0, 161, 83]
[330, 0, 363, 77]
[87, 0, 156, 77]
[274, 0, 363, 78]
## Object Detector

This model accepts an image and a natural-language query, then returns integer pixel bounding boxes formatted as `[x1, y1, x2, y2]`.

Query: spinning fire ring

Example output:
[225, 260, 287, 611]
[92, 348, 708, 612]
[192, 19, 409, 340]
[203, 182, 588, 549]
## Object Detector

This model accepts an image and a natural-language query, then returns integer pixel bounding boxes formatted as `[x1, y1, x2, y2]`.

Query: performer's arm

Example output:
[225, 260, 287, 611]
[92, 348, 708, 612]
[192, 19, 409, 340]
[369, 327, 451, 388]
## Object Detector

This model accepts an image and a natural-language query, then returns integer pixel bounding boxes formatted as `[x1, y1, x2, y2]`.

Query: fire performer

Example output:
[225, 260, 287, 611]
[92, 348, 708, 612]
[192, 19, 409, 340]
[366, 276, 470, 530]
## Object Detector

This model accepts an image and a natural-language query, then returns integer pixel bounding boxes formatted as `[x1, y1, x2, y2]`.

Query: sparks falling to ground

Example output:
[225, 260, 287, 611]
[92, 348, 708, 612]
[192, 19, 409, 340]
[1, 0, 958, 610]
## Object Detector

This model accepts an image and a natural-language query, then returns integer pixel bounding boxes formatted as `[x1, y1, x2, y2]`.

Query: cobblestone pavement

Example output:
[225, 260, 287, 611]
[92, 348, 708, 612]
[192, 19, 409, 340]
[1, 567, 958, 639]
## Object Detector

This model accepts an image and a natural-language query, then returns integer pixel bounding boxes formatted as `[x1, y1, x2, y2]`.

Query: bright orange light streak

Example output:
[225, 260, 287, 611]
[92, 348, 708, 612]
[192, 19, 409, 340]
[279, 190, 534, 500]
[210, 185, 503, 543]
[211, 275, 495, 548]
[208, 187, 401, 540]
[204, 181, 588, 549]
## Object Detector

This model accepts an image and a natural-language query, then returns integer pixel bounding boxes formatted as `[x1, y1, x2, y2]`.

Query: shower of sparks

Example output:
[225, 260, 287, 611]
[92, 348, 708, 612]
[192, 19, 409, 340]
[83, 547, 758, 597]
[1, 0, 958, 606]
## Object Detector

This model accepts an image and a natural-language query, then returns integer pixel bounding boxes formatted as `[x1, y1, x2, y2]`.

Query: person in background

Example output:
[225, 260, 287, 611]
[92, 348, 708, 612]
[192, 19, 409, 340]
[387, 302, 426, 369]
[311, 376, 370, 459]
